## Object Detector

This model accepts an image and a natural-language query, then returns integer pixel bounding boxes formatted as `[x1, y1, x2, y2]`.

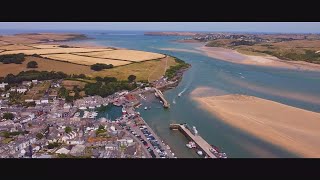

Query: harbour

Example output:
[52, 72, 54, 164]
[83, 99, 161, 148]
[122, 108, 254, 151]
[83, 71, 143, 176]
[170, 123, 227, 158]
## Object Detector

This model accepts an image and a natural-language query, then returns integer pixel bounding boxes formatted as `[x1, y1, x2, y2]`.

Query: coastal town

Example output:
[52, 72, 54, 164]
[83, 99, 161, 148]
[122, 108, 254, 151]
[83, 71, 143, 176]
[0, 76, 181, 158]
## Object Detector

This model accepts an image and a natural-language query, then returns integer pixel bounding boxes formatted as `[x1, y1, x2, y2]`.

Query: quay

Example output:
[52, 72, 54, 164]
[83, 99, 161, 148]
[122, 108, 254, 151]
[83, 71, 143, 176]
[170, 123, 217, 158]
[154, 88, 170, 108]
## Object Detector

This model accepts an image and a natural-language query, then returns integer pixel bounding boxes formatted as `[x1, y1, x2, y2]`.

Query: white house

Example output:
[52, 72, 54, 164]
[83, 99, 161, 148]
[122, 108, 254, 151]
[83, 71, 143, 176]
[14, 138, 36, 152]
[25, 99, 34, 103]
[35, 100, 41, 105]
[61, 131, 77, 143]
[32, 80, 38, 84]
[10, 86, 28, 93]
[22, 81, 32, 87]
[20, 114, 35, 123]
[40, 98, 49, 104]
[1, 93, 10, 98]
[0, 82, 8, 89]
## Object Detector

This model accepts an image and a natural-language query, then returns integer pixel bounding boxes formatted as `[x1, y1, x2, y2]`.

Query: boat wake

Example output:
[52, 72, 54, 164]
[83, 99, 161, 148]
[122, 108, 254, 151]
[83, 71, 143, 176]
[172, 98, 176, 104]
[178, 88, 187, 97]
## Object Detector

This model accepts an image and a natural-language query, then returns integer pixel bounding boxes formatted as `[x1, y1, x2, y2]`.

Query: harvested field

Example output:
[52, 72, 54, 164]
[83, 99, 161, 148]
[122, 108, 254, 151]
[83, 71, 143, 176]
[0, 33, 87, 44]
[29, 44, 62, 49]
[0, 36, 41, 44]
[0, 47, 112, 55]
[42, 54, 132, 66]
[0, 40, 11, 46]
[0, 44, 36, 51]
[92, 56, 177, 82]
[74, 49, 165, 62]
[62, 80, 87, 90]
[0, 56, 94, 77]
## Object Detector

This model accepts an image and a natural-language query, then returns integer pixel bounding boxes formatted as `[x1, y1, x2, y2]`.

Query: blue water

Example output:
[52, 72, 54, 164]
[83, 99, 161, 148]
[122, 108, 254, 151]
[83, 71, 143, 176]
[78, 31, 320, 158]
[2, 30, 320, 157]
[96, 105, 122, 121]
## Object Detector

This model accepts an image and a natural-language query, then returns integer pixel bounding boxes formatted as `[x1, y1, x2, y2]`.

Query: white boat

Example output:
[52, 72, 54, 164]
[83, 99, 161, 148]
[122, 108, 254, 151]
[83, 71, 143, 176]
[122, 107, 126, 114]
[186, 141, 196, 149]
[144, 107, 148, 110]
[192, 126, 198, 136]
[197, 150, 203, 156]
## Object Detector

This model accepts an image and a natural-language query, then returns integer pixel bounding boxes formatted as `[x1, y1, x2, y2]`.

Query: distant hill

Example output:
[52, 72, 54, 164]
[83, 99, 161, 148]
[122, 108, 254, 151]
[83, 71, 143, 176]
[144, 32, 200, 36]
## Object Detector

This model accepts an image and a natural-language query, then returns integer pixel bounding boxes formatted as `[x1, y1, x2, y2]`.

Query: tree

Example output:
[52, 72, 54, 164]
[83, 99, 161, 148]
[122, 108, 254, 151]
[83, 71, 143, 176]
[58, 87, 68, 98]
[65, 126, 72, 134]
[95, 76, 103, 82]
[2, 112, 14, 120]
[78, 74, 86, 79]
[27, 61, 38, 68]
[128, 75, 136, 82]
[99, 125, 105, 130]
[91, 63, 113, 71]
[36, 133, 44, 140]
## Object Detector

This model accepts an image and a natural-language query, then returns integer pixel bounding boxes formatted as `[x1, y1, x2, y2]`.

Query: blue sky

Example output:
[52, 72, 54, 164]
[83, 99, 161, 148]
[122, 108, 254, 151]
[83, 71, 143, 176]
[0, 22, 320, 33]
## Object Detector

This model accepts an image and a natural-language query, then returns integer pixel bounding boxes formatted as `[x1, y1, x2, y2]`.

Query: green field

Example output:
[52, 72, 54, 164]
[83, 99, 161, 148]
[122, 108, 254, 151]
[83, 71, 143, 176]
[91, 56, 177, 82]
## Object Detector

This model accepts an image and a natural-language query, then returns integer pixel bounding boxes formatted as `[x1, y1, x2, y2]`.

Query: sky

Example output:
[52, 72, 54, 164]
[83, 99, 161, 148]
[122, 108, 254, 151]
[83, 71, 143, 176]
[0, 22, 320, 33]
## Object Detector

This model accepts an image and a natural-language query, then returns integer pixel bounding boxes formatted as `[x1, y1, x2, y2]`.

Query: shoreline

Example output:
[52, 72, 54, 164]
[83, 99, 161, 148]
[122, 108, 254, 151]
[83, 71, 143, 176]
[196, 46, 320, 72]
[192, 91, 320, 158]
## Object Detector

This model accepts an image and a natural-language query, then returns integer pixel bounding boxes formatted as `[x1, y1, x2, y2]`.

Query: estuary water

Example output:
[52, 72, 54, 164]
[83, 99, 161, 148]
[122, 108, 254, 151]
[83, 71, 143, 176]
[76, 31, 320, 158]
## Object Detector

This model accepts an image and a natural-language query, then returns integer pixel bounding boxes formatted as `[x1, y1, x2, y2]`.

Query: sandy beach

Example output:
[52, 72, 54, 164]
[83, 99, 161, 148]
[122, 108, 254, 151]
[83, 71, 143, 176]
[192, 89, 320, 157]
[198, 46, 320, 72]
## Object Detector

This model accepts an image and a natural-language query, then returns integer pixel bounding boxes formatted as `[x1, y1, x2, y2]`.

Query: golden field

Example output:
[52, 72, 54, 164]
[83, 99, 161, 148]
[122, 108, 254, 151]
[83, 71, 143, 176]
[0, 33, 87, 44]
[0, 40, 10, 45]
[0, 44, 36, 51]
[0, 33, 170, 82]
[42, 54, 132, 66]
[0, 56, 94, 77]
[0, 47, 112, 55]
[29, 44, 62, 49]
[74, 49, 165, 62]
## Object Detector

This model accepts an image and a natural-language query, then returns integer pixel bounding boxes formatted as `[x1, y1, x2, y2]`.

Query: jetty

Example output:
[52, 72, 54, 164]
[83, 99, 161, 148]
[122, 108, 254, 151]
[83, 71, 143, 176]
[170, 123, 217, 158]
[154, 88, 170, 108]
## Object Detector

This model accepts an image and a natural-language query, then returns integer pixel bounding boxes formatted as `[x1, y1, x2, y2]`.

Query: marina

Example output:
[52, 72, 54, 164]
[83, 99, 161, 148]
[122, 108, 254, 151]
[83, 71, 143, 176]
[170, 123, 227, 158]
[154, 88, 170, 108]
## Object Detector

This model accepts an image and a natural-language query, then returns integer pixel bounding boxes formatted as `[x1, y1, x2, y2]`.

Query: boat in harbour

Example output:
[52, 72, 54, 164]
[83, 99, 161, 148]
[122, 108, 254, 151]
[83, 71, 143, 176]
[209, 145, 228, 158]
[186, 141, 196, 149]
[122, 107, 127, 114]
[197, 150, 203, 156]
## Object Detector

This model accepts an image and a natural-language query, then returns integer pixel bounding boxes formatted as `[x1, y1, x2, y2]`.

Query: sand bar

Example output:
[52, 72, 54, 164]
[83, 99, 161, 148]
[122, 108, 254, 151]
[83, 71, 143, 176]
[192, 91, 320, 157]
[198, 46, 320, 72]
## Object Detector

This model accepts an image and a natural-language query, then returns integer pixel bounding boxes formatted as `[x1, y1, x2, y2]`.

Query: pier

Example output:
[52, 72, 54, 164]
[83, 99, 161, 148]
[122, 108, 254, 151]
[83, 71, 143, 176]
[170, 124, 217, 158]
[154, 88, 170, 108]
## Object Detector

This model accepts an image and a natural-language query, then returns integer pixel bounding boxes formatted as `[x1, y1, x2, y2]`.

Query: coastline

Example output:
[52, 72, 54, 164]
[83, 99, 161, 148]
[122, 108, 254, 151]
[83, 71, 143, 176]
[196, 46, 320, 72]
[192, 90, 320, 158]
